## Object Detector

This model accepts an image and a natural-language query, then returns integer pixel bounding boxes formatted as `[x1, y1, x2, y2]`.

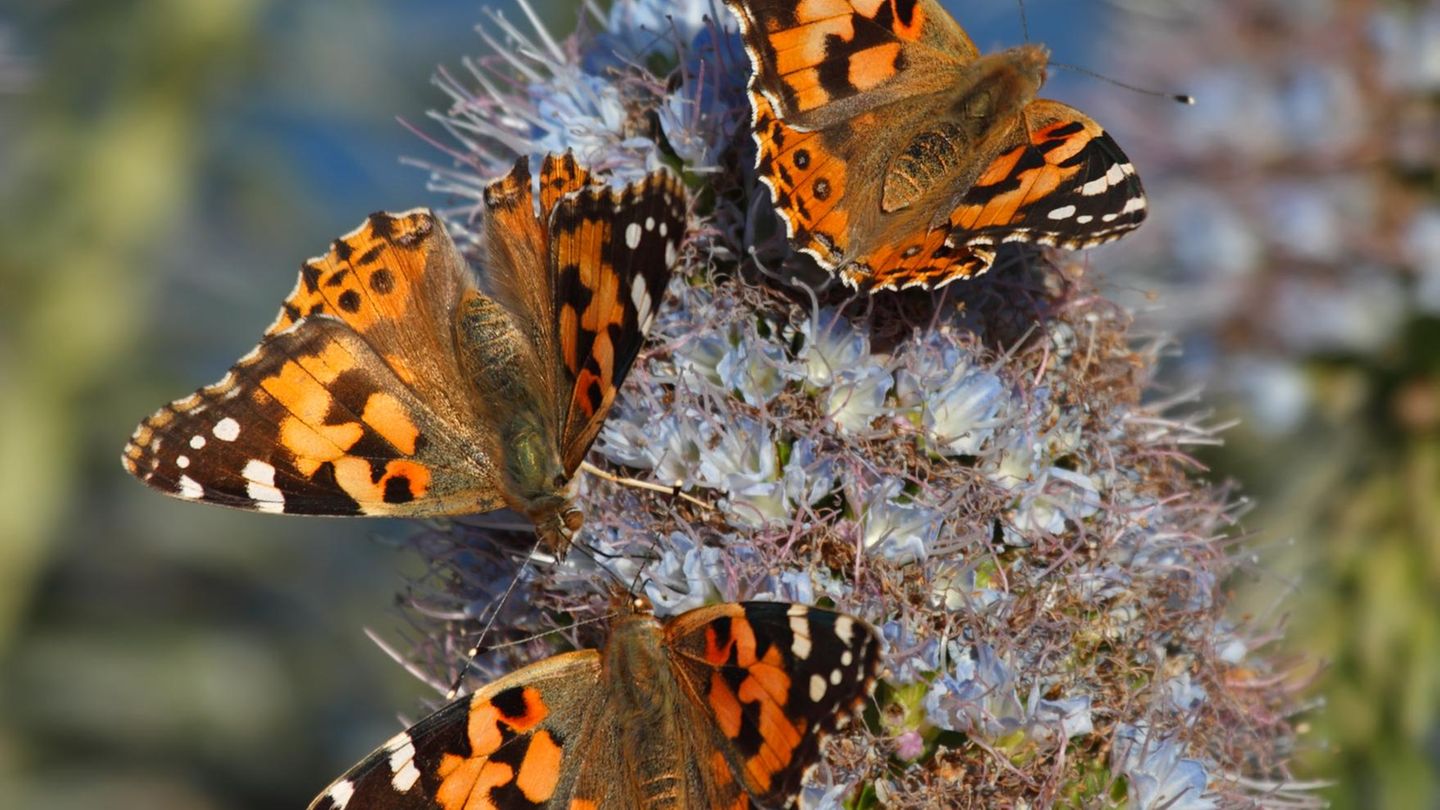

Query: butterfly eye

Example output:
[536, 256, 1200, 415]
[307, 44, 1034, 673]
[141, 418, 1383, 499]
[965, 91, 995, 119]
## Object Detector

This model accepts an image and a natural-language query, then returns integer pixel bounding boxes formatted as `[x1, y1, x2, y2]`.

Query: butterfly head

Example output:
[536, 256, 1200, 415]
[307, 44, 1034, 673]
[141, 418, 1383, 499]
[524, 490, 583, 557]
[957, 44, 1051, 124]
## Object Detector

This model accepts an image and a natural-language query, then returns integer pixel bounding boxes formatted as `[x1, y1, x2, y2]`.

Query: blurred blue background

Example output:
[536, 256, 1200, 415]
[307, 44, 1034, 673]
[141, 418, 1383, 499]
[3, 0, 1429, 807]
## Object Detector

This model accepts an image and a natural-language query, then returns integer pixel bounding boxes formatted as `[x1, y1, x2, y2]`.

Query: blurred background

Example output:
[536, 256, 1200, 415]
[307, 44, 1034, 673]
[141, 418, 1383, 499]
[0, 0, 1432, 808]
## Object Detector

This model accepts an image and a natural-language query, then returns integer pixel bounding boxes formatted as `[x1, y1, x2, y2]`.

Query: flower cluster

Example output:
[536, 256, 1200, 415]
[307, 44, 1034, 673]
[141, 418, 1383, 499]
[392, 1, 1306, 806]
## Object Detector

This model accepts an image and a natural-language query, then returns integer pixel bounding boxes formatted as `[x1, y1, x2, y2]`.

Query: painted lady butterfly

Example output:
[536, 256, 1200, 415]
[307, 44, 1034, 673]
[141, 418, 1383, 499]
[122, 153, 688, 556]
[309, 598, 881, 810]
[725, 0, 1148, 290]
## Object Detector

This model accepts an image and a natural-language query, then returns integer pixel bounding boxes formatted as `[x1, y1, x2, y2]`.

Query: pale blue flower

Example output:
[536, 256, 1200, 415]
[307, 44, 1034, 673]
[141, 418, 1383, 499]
[697, 415, 778, 487]
[1112, 724, 1217, 810]
[1164, 672, 1209, 720]
[881, 621, 941, 685]
[1008, 467, 1101, 538]
[1026, 688, 1093, 745]
[850, 477, 941, 564]
[797, 308, 870, 388]
[644, 531, 728, 614]
[596, 406, 708, 487]
[1407, 206, 1440, 314]
[929, 561, 1006, 613]
[923, 642, 1023, 738]
[826, 365, 894, 435]
[921, 365, 1007, 456]
[781, 438, 838, 513]
[716, 336, 799, 405]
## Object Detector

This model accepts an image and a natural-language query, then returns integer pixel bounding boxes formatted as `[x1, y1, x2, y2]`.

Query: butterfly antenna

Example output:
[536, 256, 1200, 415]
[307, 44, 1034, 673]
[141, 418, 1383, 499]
[1017, 0, 1031, 42]
[444, 543, 539, 700]
[1050, 61, 1195, 105]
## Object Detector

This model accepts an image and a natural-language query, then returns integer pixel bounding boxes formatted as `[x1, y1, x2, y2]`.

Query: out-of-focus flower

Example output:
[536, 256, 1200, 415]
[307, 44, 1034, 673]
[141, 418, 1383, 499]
[1112, 724, 1218, 810]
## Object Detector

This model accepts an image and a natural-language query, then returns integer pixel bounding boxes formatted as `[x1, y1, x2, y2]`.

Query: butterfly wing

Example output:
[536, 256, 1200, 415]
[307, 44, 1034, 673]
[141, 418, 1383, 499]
[664, 603, 881, 808]
[309, 651, 601, 810]
[731, 0, 1146, 291]
[856, 99, 1147, 290]
[550, 169, 688, 475]
[475, 153, 600, 419]
[727, 0, 976, 127]
[732, 0, 978, 279]
[122, 210, 507, 516]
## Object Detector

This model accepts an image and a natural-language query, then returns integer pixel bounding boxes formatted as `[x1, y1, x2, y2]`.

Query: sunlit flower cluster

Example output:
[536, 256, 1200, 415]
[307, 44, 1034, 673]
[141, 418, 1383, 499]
[392, 1, 1305, 806]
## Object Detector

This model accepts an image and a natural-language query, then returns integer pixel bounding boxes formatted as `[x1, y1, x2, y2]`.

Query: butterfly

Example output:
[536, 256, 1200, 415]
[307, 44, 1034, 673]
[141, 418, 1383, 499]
[121, 153, 688, 556]
[724, 0, 1148, 291]
[308, 598, 881, 809]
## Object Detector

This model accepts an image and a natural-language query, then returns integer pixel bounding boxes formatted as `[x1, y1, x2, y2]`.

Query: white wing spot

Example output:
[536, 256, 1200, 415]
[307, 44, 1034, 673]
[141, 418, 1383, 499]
[810, 674, 828, 702]
[1047, 205, 1077, 221]
[1077, 214, 1094, 225]
[243, 459, 285, 514]
[630, 277, 653, 332]
[830, 667, 843, 685]
[189, 435, 206, 450]
[790, 612, 812, 660]
[213, 417, 241, 442]
[834, 616, 855, 645]
[665, 241, 678, 267]
[325, 780, 355, 809]
[841, 650, 853, 667]
[1102, 213, 1120, 223]
[644, 215, 656, 231]
[387, 733, 421, 792]
[1122, 196, 1148, 214]
[625, 222, 643, 249]
[178, 476, 204, 499]
[176, 455, 190, 469]
[659, 221, 669, 237]
[1080, 176, 1109, 196]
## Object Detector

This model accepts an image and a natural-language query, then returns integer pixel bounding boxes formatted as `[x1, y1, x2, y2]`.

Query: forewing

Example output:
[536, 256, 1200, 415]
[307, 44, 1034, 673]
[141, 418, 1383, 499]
[727, 0, 975, 128]
[666, 603, 881, 808]
[266, 210, 475, 415]
[478, 153, 602, 416]
[855, 99, 1147, 290]
[122, 211, 505, 516]
[309, 651, 601, 810]
[550, 169, 688, 474]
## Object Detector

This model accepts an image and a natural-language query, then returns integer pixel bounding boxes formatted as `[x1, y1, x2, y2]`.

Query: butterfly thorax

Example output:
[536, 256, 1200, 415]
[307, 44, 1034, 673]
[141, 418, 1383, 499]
[882, 43, 1050, 218]
[454, 287, 579, 550]
[599, 613, 707, 808]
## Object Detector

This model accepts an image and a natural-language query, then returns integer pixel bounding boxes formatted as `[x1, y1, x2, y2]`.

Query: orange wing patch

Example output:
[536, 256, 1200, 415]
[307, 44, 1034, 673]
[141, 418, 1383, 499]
[434, 685, 560, 810]
[267, 210, 432, 337]
[751, 88, 851, 266]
